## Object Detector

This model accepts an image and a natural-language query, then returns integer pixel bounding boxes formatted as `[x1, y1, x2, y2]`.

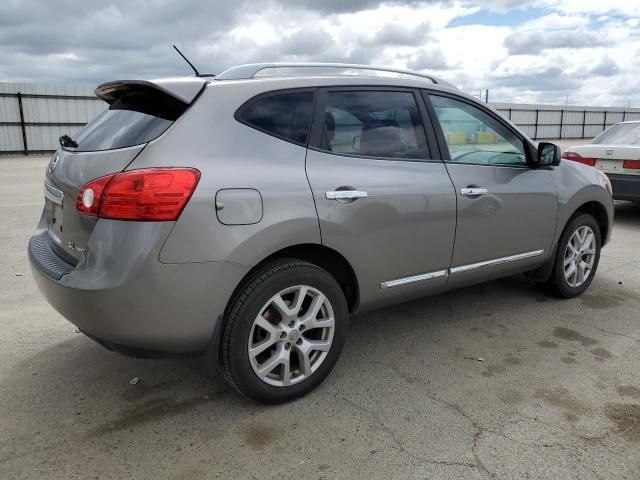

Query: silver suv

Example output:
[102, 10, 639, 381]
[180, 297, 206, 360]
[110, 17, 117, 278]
[29, 63, 614, 403]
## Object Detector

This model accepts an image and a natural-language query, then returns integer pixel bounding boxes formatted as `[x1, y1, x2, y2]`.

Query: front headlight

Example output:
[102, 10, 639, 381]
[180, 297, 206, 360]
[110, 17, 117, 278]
[597, 170, 612, 196]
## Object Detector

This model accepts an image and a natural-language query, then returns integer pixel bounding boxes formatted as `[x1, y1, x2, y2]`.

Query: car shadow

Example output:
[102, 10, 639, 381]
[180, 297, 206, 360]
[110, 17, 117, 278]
[614, 201, 640, 227]
[0, 275, 542, 436]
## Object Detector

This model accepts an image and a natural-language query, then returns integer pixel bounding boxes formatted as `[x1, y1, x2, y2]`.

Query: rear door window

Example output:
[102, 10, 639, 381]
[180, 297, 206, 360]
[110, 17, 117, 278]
[237, 91, 315, 145]
[72, 88, 188, 152]
[319, 90, 428, 160]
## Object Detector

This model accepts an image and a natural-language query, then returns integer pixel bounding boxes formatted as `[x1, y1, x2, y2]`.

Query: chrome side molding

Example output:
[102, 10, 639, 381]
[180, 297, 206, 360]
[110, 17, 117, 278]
[380, 269, 448, 289]
[449, 249, 544, 275]
[380, 249, 544, 289]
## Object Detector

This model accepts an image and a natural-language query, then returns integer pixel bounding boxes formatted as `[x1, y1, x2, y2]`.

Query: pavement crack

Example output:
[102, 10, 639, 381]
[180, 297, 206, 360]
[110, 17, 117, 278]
[509, 414, 610, 446]
[369, 361, 496, 478]
[338, 395, 479, 472]
[590, 325, 640, 342]
[422, 459, 478, 469]
[338, 395, 408, 455]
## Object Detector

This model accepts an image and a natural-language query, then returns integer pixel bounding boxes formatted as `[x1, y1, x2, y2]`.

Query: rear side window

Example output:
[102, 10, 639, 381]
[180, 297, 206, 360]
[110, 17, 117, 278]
[72, 88, 187, 152]
[237, 91, 314, 145]
[320, 90, 427, 160]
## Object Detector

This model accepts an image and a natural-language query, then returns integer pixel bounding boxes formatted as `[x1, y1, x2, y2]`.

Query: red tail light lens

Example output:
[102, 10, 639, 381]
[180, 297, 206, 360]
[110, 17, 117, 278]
[561, 151, 596, 166]
[76, 168, 200, 221]
[623, 160, 640, 169]
[75, 175, 113, 216]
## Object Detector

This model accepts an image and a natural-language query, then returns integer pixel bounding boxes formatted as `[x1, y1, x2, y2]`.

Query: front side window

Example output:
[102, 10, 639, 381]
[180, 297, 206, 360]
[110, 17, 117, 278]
[429, 95, 526, 166]
[238, 91, 314, 145]
[321, 90, 428, 160]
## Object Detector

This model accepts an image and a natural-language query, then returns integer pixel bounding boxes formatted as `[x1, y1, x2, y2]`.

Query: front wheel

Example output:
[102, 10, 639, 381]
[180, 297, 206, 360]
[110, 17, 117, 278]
[219, 259, 348, 403]
[540, 213, 601, 298]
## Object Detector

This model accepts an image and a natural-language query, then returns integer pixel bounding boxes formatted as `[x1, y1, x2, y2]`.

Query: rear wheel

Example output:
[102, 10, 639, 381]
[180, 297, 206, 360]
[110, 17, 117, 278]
[220, 259, 348, 403]
[540, 213, 601, 298]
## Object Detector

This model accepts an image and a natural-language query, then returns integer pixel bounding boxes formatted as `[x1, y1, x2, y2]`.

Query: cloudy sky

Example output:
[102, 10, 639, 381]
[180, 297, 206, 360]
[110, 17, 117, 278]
[2, 0, 639, 106]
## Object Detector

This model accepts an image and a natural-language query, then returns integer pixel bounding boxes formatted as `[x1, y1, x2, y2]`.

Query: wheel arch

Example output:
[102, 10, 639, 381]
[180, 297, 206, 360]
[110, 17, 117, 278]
[569, 200, 610, 245]
[263, 244, 360, 313]
[227, 243, 360, 315]
[526, 199, 610, 283]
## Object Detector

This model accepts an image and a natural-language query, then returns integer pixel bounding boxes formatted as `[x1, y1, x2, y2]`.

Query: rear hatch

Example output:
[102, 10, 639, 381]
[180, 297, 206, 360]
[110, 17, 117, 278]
[43, 78, 206, 263]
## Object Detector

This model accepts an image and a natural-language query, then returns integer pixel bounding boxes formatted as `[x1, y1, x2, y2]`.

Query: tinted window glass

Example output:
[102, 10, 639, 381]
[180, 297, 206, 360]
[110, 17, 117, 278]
[72, 90, 186, 152]
[239, 92, 314, 145]
[430, 95, 526, 165]
[592, 123, 640, 145]
[322, 91, 427, 159]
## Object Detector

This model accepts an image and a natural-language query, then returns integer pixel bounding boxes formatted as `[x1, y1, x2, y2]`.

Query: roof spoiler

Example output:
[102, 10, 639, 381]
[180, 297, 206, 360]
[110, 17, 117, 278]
[95, 78, 207, 105]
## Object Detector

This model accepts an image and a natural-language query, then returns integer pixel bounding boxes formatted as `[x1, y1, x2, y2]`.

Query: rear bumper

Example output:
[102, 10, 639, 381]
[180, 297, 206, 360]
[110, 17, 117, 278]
[28, 217, 249, 354]
[608, 173, 640, 202]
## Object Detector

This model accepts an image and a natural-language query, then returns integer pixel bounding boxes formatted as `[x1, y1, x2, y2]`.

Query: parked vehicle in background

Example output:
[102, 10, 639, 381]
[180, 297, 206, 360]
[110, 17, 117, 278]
[29, 63, 614, 403]
[563, 121, 640, 202]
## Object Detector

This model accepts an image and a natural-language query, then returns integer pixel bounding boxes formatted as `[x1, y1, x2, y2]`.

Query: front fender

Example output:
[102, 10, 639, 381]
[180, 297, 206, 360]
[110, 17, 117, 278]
[551, 161, 614, 245]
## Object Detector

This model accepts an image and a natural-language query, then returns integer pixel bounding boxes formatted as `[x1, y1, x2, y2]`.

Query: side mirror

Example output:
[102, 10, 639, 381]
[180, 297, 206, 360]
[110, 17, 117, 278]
[537, 142, 561, 167]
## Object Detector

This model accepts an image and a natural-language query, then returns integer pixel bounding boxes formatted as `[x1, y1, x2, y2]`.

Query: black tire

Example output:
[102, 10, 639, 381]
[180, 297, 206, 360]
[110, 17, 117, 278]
[219, 258, 348, 404]
[540, 213, 601, 298]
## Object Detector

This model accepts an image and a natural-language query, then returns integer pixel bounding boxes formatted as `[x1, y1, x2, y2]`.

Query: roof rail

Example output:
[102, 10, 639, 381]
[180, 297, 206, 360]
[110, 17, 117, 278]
[215, 63, 456, 88]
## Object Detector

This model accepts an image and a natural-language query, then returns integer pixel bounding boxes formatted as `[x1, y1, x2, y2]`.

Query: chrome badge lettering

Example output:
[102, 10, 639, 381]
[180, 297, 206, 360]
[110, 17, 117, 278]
[66, 241, 85, 254]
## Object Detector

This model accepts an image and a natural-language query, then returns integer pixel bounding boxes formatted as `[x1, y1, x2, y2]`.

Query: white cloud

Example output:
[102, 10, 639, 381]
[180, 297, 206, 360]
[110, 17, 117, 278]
[1, 0, 639, 107]
[544, 0, 640, 16]
[626, 18, 640, 28]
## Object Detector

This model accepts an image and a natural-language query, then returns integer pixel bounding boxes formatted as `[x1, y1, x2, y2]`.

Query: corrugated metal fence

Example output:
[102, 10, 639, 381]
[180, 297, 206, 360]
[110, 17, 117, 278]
[0, 83, 105, 155]
[2, 81, 640, 154]
[492, 103, 640, 140]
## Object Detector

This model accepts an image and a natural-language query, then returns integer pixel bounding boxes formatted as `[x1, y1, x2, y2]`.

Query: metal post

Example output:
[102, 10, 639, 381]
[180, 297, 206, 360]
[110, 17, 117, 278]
[602, 111, 607, 133]
[508, 108, 512, 120]
[559, 109, 564, 139]
[16, 92, 28, 156]
[581, 111, 586, 139]
[534, 109, 539, 139]
[623, 110, 627, 122]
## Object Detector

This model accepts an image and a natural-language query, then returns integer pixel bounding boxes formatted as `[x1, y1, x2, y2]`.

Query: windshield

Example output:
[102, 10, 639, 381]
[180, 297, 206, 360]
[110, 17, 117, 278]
[592, 123, 640, 145]
[71, 88, 187, 152]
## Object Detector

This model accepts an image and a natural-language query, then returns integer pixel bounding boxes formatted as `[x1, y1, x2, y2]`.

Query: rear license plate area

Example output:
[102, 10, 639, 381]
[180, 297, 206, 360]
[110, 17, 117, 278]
[596, 159, 623, 172]
[44, 183, 64, 242]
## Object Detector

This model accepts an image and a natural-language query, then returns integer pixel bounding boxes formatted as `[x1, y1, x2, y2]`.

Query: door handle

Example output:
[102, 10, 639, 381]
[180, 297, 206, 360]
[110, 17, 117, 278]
[460, 187, 488, 196]
[326, 190, 368, 200]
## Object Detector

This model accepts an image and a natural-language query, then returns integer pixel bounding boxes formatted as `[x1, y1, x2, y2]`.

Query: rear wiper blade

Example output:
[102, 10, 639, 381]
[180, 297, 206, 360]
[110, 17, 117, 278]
[59, 134, 78, 149]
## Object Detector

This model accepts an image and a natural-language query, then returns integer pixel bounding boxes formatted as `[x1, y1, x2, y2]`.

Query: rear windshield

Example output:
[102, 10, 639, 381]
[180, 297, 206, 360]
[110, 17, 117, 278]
[592, 123, 640, 145]
[71, 88, 187, 152]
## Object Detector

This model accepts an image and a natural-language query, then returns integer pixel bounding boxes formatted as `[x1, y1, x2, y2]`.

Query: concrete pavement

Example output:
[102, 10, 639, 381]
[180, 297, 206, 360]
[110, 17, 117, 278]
[1, 155, 639, 479]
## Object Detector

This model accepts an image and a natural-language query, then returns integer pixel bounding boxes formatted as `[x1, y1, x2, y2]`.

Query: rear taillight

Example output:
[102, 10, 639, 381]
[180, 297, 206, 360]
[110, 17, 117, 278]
[76, 168, 200, 221]
[561, 151, 596, 166]
[623, 160, 640, 169]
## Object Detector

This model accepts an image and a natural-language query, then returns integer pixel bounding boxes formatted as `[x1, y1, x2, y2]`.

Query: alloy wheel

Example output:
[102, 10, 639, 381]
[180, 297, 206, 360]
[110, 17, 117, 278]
[248, 285, 335, 387]
[563, 225, 596, 288]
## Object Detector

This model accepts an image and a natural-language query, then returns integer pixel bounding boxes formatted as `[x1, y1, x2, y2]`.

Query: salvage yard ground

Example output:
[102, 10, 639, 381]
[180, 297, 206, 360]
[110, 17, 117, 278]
[1, 154, 639, 479]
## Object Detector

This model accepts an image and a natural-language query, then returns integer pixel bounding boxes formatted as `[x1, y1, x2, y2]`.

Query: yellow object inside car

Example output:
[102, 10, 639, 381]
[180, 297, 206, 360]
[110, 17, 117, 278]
[447, 132, 467, 145]
[476, 132, 498, 144]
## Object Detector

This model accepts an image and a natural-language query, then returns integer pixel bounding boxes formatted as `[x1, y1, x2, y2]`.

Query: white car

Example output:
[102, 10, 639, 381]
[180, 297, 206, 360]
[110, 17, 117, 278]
[563, 121, 640, 202]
